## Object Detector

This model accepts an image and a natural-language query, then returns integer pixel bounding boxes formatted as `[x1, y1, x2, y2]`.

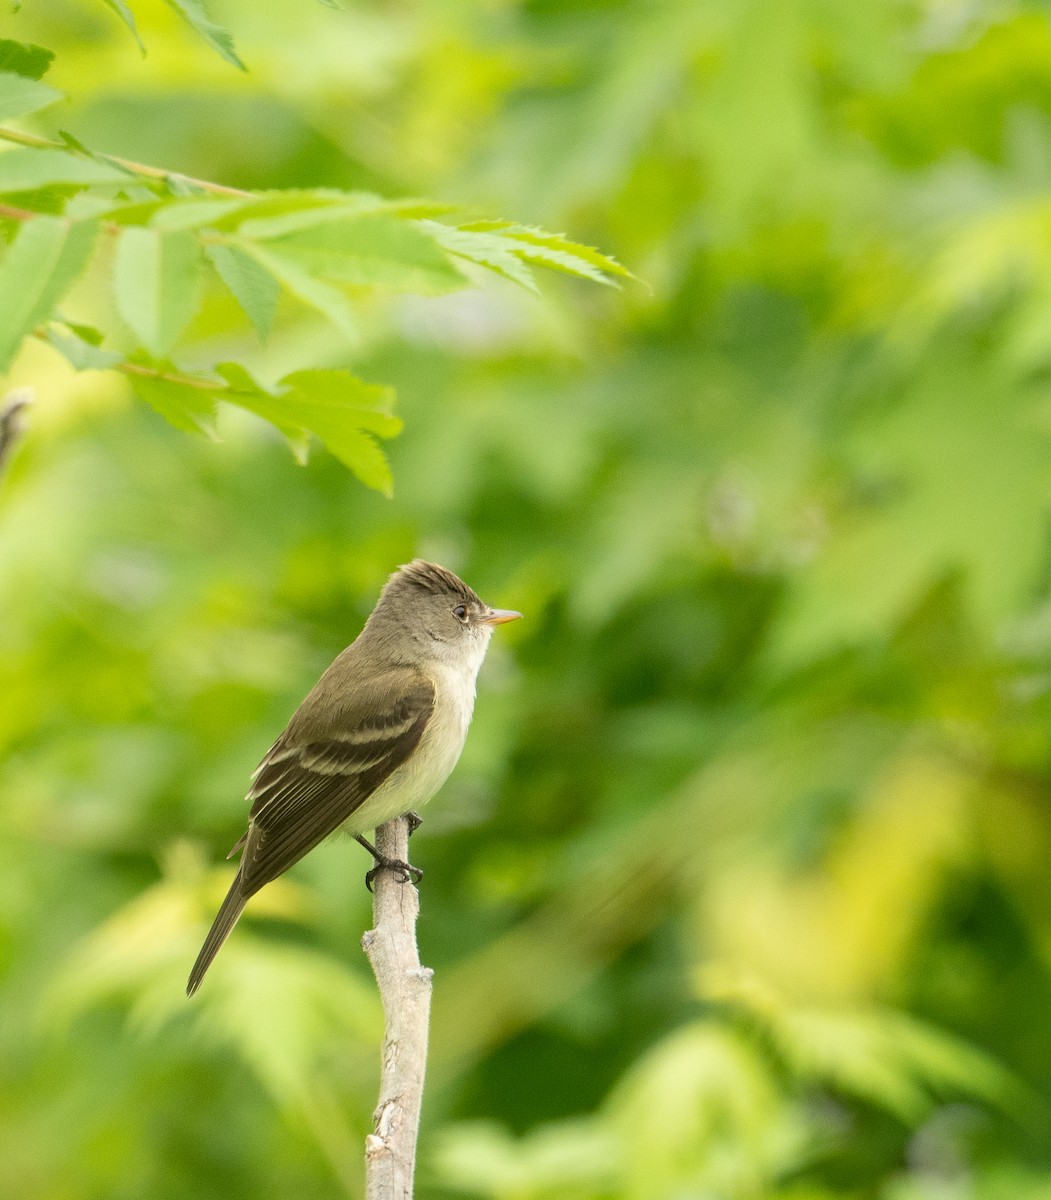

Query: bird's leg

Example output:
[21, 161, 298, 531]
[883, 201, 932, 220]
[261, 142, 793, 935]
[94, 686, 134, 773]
[405, 811, 423, 837]
[354, 833, 424, 892]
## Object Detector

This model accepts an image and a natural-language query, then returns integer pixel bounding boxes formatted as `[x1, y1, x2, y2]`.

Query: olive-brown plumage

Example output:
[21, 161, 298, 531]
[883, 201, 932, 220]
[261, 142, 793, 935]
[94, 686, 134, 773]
[187, 560, 520, 996]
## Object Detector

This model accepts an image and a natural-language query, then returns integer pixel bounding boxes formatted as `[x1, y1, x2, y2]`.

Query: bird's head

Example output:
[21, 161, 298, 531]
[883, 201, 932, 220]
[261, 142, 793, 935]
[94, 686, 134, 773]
[369, 559, 521, 667]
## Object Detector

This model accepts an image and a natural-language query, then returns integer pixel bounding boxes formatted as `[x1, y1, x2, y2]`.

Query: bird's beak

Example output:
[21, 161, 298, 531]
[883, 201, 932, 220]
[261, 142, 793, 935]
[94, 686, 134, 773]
[483, 608, 523, 626]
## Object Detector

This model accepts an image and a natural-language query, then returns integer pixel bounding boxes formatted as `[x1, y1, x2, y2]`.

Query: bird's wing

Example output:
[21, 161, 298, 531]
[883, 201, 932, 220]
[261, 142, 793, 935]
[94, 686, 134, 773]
[235, 670, 434, 895]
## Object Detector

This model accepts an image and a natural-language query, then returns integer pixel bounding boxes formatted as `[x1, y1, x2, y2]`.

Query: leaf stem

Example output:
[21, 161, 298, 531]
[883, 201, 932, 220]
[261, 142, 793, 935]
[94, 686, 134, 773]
[30, 327, 229, 393]
[0, 125, 252, 198]
[117, 361, 225, 391]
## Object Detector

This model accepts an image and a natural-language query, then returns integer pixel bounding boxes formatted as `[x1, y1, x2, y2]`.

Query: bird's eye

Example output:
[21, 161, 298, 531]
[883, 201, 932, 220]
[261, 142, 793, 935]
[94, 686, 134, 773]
[453, 604, 467, 621]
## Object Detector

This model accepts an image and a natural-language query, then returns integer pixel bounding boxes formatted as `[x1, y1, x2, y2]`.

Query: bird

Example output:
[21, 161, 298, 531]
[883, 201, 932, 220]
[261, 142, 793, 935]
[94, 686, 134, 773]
[187, 559, 521, 996]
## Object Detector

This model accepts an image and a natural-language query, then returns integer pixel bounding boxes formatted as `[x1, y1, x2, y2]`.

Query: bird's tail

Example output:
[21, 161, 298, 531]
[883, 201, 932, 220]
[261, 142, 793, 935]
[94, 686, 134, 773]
[187, 874, 248, 997]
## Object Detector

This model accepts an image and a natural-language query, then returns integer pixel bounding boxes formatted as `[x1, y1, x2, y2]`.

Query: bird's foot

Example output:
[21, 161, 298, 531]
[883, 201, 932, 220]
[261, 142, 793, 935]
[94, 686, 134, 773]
[365, 855, 423, 892]
[405, 811, 423, 837]
[354, 833, 424, 892]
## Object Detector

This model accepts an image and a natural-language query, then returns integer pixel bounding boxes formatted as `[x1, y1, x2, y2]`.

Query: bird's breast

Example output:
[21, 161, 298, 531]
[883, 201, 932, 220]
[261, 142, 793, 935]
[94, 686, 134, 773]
[342, 662, 477, 834]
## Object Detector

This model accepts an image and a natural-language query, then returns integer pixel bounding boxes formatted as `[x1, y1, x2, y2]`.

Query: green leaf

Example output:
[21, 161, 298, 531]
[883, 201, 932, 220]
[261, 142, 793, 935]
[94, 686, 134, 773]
[463, 221, 633, 285]
[215, 363, 402, 493]
[209, 190, 344, 231]
[100, 193, 252, 230]
[0, 186, 78, 215]
[43, 321, 123, 371]
[162, 0, 246, 70]
[0, 70, 63, 119]
[0, 217, 97, 370]
[425, 220, 631, 290]
[97, 0, 145, 52]
[280, 368, 402, 492]
[0, 149, 131, 195]
[234, 197, 399, 239]
[214, 361, 310, 461]
[0, 39, 54, 80]
[261, 215, 468, 293]
[128, 364, 220, 438]
[113, 227, 202, 355]
[208, 188, 456, 236]
[236, 242, 357, 337]
[150, 196, 253, 231]
[423, 223, 540, 292]
[205, 243, 280, 340]
[103, 199, 179, 227]
[62, 319, 108, 345]
[57, 129, 92, 155]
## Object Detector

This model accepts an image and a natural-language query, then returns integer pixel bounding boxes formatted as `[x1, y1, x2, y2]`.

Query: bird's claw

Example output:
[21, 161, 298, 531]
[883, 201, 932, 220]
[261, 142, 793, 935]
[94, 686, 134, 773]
[365, 856, 424, 892]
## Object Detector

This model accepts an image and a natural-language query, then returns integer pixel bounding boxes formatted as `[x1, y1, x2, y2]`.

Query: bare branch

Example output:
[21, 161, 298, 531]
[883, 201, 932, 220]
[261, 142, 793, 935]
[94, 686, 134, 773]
[361, 817, 433, 1200]
[0, 388, 33, 483]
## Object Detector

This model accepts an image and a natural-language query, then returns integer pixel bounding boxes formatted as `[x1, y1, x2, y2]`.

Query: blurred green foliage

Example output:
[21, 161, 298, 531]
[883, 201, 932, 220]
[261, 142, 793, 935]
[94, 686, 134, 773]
[3, 1, 1051, 1197]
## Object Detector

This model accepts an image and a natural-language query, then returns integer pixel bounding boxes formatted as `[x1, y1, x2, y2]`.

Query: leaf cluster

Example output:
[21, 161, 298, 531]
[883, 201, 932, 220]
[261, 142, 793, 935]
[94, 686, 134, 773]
[0, 35, 625, 490]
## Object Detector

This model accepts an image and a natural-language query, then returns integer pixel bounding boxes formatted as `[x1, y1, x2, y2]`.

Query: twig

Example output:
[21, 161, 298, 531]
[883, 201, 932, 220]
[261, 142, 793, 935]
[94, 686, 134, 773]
[0, 125, 252, 197]
[361, 817, 433, 1200]
[0, 387, 33, 482]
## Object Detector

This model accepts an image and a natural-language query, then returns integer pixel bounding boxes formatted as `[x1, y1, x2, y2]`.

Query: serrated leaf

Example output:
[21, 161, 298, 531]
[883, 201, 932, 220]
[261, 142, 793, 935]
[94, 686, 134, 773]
[113, 227, 202, 355]
[0, 70, 63, 119]
[214, 361, 310, 461]
[0, 217, 97, 370]
[205, 243, 279, 339]
[423, 222, 539, 291]
[162, 0, 245, 70]
[465, 221, 632, 276]
[128, 367, 219, 438]
[44, 322, 123, 371]
[464, 221, 633, 285]
[278, 368, 401, 492]
[0, 39, 54, 80]
[279, 369, 401, 436]
[215, 362, 401, 493]
[261, 215, 467, 294]
[97, 0, 145, 51]
[0, 149, 131, 195]
[237, 242, 357, 337]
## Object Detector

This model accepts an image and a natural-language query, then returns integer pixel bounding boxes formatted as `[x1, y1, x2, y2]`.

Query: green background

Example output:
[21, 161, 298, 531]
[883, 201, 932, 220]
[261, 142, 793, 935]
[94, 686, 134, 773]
[3, 1, 1051, 1197]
